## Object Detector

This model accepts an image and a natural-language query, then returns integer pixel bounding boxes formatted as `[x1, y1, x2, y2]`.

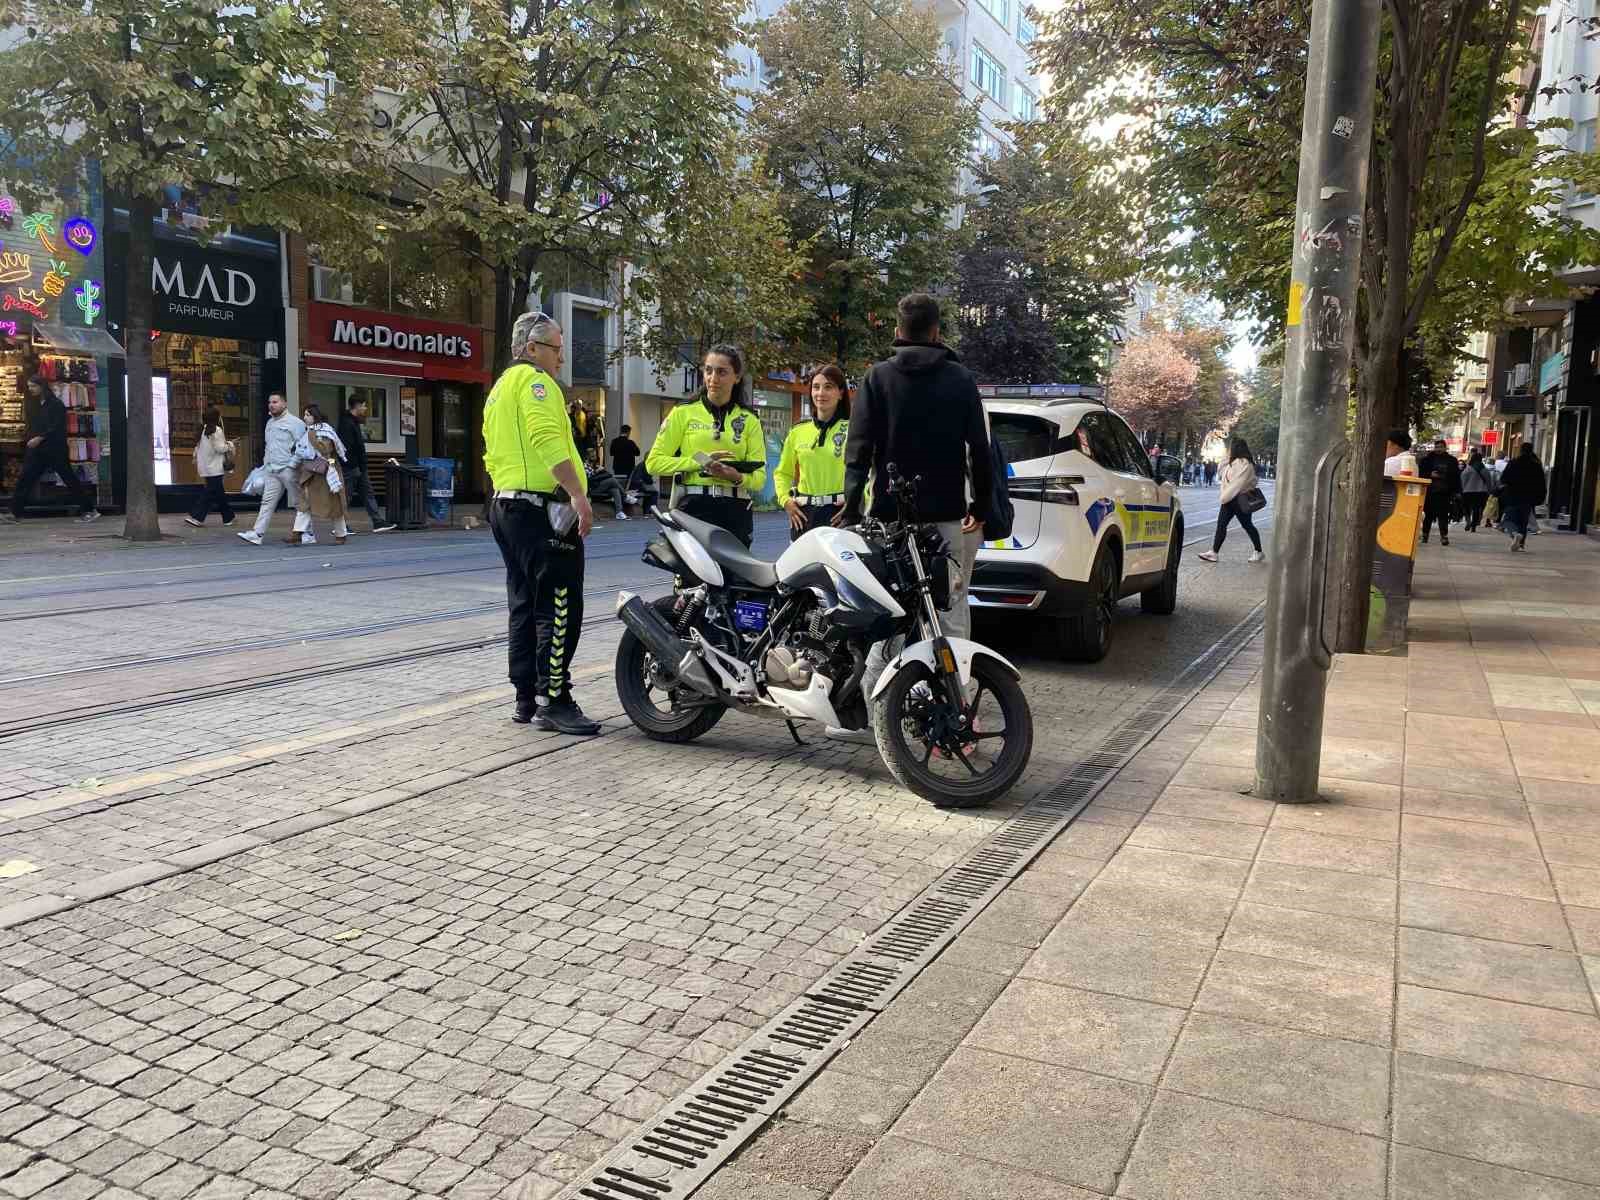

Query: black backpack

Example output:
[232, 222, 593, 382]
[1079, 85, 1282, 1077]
[984, 433, 1014, 542]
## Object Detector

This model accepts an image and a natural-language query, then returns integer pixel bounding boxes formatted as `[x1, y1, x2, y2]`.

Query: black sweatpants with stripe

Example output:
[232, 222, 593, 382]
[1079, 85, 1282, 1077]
[489, 497, 586, 705]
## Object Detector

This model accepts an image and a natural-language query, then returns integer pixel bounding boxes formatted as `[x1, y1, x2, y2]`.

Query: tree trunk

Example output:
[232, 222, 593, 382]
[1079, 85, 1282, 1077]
[835, 288, 849, 367]
[122, 195, 159, 542]
[493, 264, 514, 375]
[1333, 343, 1402, 651]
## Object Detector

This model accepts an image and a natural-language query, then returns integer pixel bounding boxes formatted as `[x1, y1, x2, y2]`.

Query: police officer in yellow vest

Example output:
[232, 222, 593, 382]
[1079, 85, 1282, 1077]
[776, 364, 851, 542]
[644, 343, 767, 546]
[483, 313, 600, 736]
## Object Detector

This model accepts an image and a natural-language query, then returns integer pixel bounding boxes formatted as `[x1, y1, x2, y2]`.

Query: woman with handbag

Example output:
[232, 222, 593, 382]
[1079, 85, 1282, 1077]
[289, 403, 350, 546]
[1198, 437, 1266, 563]
[185, 407, 236, 528]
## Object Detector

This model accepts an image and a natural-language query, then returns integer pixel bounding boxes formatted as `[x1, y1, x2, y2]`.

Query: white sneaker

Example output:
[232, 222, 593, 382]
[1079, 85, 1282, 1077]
[1197, 550, 1218, 562]
[1248, 551, 1265, 563]
[301, 534, 317, 545]
[615, 512, 628, 520]
[184, 516, 202, 528]
[78, 510, 101, 524]
[237, 530, 263, 545]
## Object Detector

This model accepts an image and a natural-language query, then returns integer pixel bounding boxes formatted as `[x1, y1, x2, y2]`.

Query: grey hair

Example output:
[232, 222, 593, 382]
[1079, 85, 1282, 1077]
[511, 312, 561, 359]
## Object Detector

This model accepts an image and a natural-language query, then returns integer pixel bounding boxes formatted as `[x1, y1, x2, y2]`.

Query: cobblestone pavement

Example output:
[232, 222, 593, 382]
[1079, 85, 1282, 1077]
[1, 491, 1272, 1199]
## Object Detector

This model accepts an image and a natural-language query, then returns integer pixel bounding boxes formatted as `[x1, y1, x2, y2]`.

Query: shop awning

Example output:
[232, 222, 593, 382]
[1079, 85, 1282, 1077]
[32, 323, 127, 358]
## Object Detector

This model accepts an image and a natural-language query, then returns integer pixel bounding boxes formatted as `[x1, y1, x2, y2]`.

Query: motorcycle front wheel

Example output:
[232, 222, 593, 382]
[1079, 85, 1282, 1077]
[615, 595, 727, 742]
[871, 658, 1033, 808]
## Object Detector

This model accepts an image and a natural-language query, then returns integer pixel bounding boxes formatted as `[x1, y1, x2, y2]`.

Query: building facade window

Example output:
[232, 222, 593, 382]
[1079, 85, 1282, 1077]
[975, 129, 1002, 160]
[1015, 87, 1037, 121]
[570, 306, 608, 384]
[976, 0, 1010, 30]
[1573, 119, 1597, 202]
[970, 43, 1006, 106]
[1017, 9, 1037, 44]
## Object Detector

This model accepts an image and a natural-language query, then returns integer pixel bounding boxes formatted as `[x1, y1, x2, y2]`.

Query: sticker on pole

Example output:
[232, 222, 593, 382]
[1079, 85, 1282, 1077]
[1287, 282, 1305, 326]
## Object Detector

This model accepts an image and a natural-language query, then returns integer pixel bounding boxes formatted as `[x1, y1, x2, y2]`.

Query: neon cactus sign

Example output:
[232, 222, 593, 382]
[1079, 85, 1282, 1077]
[74, 279, 102, 325]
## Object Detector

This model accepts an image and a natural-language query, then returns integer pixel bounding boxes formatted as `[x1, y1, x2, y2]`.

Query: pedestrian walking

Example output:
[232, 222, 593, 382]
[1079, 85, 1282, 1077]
[644, 343, 767, 547]
[610, 425, 640, 480]
[337, 398, 397, 534]
[288, 403, 349, 546]
[777, 364, 851, 542]
[1, 376, 100, 524]
[841, 292, 994, 699]
[1459, 450, 1495, 532]
[238, 393, 306, 546]
[1203, 460, 1217, 487]
[1497, 444, 1546, 552]
[1418, 438, 1462, 545]
[1198, 437, 1265, 563]
[185, 407, 235, 527]
[483, 312, 600, 735]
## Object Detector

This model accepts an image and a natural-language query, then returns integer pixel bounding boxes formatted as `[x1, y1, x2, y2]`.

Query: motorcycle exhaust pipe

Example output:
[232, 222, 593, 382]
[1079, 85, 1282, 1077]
[616, 593, 719, 696]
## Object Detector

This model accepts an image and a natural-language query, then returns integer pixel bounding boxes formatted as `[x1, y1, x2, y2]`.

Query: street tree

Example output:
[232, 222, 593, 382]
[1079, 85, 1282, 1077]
[1039, 0, 1600, 648]
[1107, 331, 1199, 436]
[751, 0, 977, 371]
[387, 0, 745, 374]
[953, 137, 1127, 384]
[1232, 358, 1284, 458]
[0, 0, 400, 539]
[625, 161, 812, 380]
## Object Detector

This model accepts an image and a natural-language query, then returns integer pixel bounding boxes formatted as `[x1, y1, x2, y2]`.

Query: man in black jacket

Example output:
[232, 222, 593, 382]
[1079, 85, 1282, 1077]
[338, 399, 396, 533]
[4, 376, 99, 523]
[1499, 444, 1547, 552]
[1417, 438, 1462, 546]
[842, 294, 993, 710]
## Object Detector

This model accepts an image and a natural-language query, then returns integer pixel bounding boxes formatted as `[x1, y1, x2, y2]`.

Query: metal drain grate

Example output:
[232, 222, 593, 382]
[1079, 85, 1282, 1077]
[558, 604, 1265, 1200]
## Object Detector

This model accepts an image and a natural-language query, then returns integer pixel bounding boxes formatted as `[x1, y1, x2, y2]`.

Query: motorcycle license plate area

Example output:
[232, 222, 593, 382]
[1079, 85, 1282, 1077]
[733, 600, 770, 633]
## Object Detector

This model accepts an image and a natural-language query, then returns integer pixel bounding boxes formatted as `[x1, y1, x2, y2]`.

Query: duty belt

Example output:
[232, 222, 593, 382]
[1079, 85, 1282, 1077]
[796, 492, 845, 506]
[494, 489, 554, 505]
[681, 484, 747, 499]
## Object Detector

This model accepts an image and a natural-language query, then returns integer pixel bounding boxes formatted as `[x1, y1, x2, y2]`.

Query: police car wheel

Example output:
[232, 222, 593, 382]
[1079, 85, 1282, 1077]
[1054, 542, 1119, 662]
[1140, 520, 1183, 615]
[615, 596, 727, 742]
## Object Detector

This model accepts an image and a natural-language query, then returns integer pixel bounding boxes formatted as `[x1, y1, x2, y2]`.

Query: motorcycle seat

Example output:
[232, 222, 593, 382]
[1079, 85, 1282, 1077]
[668, 509, 779, 588]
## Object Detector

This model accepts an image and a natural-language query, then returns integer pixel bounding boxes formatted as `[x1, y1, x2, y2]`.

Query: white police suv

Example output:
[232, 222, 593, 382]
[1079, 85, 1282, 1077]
[971, 395, 1184, 662]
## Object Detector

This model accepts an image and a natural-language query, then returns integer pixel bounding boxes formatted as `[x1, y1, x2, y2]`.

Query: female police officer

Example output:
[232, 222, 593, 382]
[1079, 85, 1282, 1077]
[776, 364, 850, 542]
[645, 343, 767, 546]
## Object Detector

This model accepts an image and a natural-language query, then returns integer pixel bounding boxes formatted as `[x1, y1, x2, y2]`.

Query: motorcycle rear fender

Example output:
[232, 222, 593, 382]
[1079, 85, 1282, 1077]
[868, 637, 1022, 702]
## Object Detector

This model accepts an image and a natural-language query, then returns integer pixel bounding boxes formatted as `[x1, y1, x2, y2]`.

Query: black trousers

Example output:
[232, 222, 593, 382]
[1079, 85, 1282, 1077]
[12, 443, 94, 518]
[679, 494, 754, 547]
[1422, 495, 1453, 540]
[789, 502, 839, 542]
[489, 498, 586, 704]
[1213, 499, 1262, 553]
[189, 475, 235, 524]
[1462, 493, 1488, 531]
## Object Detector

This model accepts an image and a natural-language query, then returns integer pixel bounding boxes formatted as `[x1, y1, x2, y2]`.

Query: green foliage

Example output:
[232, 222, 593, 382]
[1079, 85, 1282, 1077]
[385, 0, 747, 366]
[1231, 358, 1283, 456]
[626, 161, 813, 378]
[952, 136, 1128, 384]
[751, 0, 977, 371]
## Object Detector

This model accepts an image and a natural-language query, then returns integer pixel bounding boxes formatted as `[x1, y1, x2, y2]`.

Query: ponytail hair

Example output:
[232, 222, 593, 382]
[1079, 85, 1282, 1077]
[701, 343, 757, 415]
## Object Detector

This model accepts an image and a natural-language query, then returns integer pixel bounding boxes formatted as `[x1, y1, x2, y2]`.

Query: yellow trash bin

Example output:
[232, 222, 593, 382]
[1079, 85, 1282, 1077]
[1367, 473, 1431, 653]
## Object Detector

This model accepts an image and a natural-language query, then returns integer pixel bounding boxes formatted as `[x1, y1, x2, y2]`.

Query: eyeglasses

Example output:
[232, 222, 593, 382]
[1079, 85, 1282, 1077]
[533, 340, 563, 353]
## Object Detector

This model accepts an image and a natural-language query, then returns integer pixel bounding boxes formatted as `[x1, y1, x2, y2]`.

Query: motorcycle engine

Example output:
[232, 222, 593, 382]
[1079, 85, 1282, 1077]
[765, 604, 851, 691]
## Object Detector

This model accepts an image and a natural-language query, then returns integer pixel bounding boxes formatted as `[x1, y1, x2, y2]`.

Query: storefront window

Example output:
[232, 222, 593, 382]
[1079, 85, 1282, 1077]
[152, 335, 262, 485]
[309, 375, 400, 449]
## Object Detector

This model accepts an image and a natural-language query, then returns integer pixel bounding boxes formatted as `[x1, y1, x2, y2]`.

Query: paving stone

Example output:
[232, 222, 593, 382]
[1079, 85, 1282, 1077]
[965, 979, 1185, 1084]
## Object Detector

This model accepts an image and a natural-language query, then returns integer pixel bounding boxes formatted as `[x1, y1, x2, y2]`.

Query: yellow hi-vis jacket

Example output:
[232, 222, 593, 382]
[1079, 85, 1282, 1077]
[645, 398, 767, 495]
[775, 418, 849, 506]
[482, 363, 585, 494]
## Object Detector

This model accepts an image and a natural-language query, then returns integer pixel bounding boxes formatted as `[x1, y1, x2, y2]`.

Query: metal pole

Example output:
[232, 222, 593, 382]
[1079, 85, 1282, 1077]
[1255, 0, 1380, 803]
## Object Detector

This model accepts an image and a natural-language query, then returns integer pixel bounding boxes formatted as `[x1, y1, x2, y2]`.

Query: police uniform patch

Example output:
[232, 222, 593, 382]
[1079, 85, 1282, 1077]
[731, 414, 748, 442]
[533, 383, 547, 399]
[832, 428, 846, 456]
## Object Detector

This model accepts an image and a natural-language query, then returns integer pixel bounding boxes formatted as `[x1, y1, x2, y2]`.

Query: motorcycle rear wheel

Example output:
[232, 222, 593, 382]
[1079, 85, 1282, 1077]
[615, 596, 727, 742]
[871, 658, 1032, 808]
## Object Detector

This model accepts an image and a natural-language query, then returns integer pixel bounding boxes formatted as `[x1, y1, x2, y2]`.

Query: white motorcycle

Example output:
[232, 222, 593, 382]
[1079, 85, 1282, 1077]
[614, 470, 1033, 807]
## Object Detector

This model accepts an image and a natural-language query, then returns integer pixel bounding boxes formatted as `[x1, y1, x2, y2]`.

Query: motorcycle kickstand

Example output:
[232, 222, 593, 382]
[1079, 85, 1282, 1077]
[785, 720, 806, 747]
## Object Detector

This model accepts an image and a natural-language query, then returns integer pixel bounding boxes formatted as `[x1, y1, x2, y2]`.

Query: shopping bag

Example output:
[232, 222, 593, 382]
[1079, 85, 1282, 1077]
[1482, 494, 1500, 524]
[242, 467, 267, 496]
